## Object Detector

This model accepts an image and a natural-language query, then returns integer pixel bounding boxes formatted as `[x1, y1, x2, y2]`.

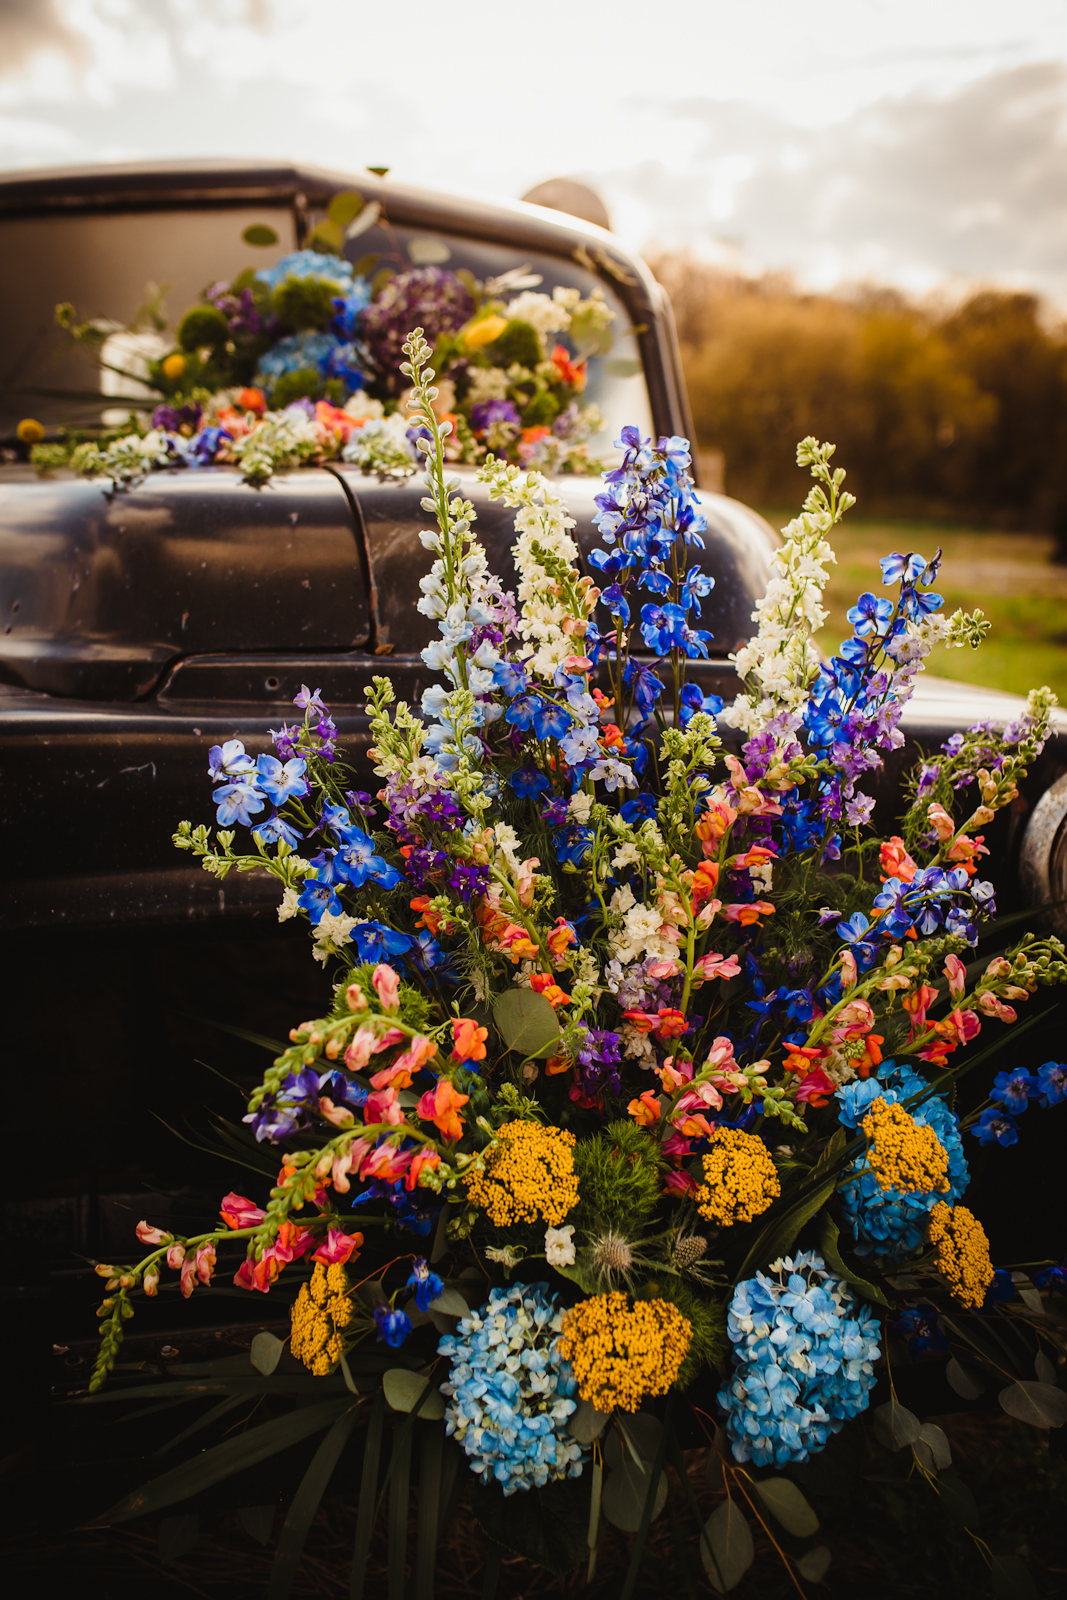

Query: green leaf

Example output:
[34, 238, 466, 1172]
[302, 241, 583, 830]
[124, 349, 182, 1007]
[1035, 1350, 1057, 1385]
[705, 1426, 730, 1490]
[251, 1332, 285, 1376]
[328, 190, 365, 228]
[407, 236, 451, 265]
[936, 1469, 980, 1529]
[268, 1405, 360, 1600]
[998, 1380, 1067, 1428]
[307, 220, 345, 254]
[415, 1422, 444, 1600]
[158, 1514, 199, 1563]
[601, 1459, 668, 1533]
[387, 1420, 412, 1600]
[753, 1477, 819, 1537]
[603, 358, 642, 378]
[427, 1287, 469, 1318]
[872, 1400, 922, 1451]
[243, 224, 279, 247]
[568, 1398, 612, 1445]
[608, 1413, 663, 1468]
[469, 1476, 587, 1582]
[990, 1553, 1040, 1600]
[735, 1176, 837, 1282]
[492, 988, 559, 1057]
[350, 1392, 385, 1600]
[700, 1500, 754, 1593]
[87, 1397, 352, 1525]
[351, 253, 379, 279]
[587, 1457, 603, 1551]
[154, 1392, 251, 1457]
[346, 202, 381, 241]
[818, 1215, 891, 1306]
[383, 1368, 445, 1420]
[946, 1356, 985, 1400]
[237, 1505, 275, 1545]
[796, 1545, 832, 1582]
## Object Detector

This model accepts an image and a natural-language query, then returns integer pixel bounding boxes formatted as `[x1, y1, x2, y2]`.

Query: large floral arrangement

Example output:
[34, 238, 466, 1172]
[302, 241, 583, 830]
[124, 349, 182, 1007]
[85, 329, 1067, 1597]
[35, 197, 615, 486]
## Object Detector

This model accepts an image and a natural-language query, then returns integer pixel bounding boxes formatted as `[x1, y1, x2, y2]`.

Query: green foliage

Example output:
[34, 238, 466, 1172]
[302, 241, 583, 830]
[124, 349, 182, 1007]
[487, 318, 542, 370]
[522, 389, 561, 427]
[469, 1475, 588, 1581]
[271, 367, 327, 408]
[177, 304, 230, 354]
[572, 1119, 663, 1234]
[272, 277, 338, 333]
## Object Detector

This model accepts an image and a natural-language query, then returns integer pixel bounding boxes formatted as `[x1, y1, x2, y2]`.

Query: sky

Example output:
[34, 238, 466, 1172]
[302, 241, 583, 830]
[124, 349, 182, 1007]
[4, 0, 1067, 297]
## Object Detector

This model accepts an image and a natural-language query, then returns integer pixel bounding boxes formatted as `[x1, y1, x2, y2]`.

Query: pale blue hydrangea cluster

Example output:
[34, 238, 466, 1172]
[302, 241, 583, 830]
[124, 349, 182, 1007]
[835, 1061, 969, 1262]
[438, 1282, 586, 1495]
[717, 1252, 881, 1468]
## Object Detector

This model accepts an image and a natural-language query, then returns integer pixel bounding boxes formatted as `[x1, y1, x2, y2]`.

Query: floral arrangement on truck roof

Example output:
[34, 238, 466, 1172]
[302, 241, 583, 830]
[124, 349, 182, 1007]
[85, 329, 1067, 1597]
[35, 199, 616, 486]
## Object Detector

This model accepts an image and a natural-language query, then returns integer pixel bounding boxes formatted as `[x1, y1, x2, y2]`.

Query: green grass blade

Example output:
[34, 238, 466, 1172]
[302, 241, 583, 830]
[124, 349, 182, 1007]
[388, 1421, 413, 1600]
[619, 1391, 673, 1600]
[437, 1437, 464, 1546]
[351, 1392, 386, 1600]
[481, 1545, 502, 1599]
[666, 1425, 725, 1591]
[153, 1393, 252, 1457]
[174, 1011, 287, 1053]
[415, 1422, 444, 1600]
[86, 1397, 352, 1525]
[267, 1403, 361, 1600]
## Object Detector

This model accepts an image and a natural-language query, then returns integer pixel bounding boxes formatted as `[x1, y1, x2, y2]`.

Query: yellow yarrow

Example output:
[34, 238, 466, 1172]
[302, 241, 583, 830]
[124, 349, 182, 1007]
[695, 1128, 780, 1226]
[862, 1097, 949, 1194]
[465, 1120, 578, 1227]
[290, 1261, 353, 1376]
[928, 1201, 995, 1309]
[558, 1291, 692, 1412]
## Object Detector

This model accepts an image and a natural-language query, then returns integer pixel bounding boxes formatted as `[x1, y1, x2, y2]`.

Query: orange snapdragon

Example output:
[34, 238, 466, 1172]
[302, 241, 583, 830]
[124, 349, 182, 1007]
[416, 1079, 469, 1141]
[451, 1018, 489, 1063]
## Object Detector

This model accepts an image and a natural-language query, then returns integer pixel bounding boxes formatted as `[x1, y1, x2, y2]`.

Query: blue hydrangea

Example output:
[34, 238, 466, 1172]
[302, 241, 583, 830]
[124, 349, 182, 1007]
[835, 1061, 969, 1262]
[717, 1252, 881, 1468]
[256, 331, 358, 388]
[438, 1283, 586, 1495]
[255, 249, 354, 290]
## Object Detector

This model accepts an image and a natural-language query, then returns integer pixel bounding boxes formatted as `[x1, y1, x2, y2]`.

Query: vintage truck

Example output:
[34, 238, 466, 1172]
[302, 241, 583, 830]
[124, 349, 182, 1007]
[0, 159, 1064, 1282]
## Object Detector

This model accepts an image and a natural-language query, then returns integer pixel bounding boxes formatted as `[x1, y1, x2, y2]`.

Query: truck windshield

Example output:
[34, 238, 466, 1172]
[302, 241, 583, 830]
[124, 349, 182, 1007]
[0, 202, 653, 460]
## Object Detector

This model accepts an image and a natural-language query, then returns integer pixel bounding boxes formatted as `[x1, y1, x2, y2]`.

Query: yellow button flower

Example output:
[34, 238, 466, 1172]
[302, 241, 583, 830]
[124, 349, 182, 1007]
[928, 1201, 995, 1309]
[695, 1128, 780, 1226]
[862, 1098, 949, 1194]
[162, 352, 186, 380]
[16, 418, 44, 443]
[465, 1119, 578, 1228]
[290, 1261, 353, 1375]
[558, 1292, 691, 1412]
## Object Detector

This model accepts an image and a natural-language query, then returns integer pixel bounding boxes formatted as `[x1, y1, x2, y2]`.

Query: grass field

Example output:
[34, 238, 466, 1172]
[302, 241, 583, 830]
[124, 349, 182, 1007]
[758, 512, 1067, 703]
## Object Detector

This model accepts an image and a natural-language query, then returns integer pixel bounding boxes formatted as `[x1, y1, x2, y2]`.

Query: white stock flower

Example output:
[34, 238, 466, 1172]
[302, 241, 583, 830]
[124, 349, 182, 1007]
[544, 1225, 576, 1267]
[277, 886, 300, 922]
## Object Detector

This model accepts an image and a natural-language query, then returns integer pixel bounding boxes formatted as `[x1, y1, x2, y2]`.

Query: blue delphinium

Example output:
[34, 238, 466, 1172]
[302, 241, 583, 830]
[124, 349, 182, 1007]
[375, 1305, 412, 1348]
[892, 1303, 949, 1359]
[835, 1062, 969, 1262]
[407, 1258, 444, 1312]
[717, 1252, 881, 1467]
[438, 1283, 586, 1495]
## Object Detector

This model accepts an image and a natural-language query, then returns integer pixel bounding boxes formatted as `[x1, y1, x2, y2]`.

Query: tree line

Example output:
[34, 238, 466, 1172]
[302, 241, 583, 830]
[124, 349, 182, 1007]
[655, 255, 1067, 533]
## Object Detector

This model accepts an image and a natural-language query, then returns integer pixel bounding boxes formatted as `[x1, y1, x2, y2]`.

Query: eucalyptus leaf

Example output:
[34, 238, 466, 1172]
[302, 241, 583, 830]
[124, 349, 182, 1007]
[427, 1287, 469, 1318]
[990, 1553, 1040, 1599]
[796, 1545, 832, 1583]
[346, 202, 381, 240]
[251, 1331, 285, 1376]
[611, 1413, 663, 1468]
[308, 220, 345, 254]
[158, 1514, 199, 1564]
[936, 1469, 980, 1529]
[997, 1380, 1067, 1428]
[568, 1398, 613, 1445]
[237, 1505, 275, 1545]
[382, 1368, 445, 1420]
[945, 1356, 985, 1400]
[242, 224, 279, 247]
[1035, 1350, 1056, 1385]
[917, 1423, 952, 1470]
[407, 236, 452, 265]
[700, 1500, 754, 1593]
[600, 1459, 667, 1533]
[493, 988, 559, 1057]
[327, 190, 364, 228]
[754, 1477, 819, 1537]
[1011, 1271, 1045, 1314]
[872, 1399, 921, 1451]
